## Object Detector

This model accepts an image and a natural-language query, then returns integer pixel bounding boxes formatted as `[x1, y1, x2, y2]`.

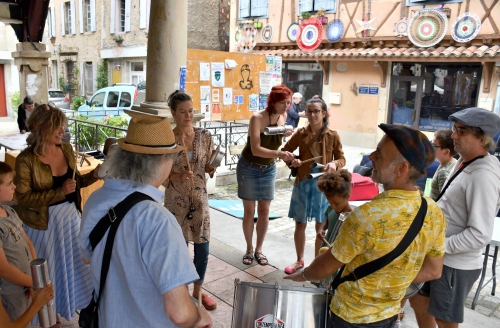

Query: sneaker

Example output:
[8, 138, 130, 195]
[199, 292, 217, 310]
[284, 260, 304, 274]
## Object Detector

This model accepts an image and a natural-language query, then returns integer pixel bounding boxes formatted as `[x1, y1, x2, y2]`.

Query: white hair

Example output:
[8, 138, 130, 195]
[292, 92, 302, 99]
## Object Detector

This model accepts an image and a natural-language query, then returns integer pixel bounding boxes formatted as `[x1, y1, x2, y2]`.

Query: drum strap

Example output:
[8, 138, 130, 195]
[330, 197, 427, 291]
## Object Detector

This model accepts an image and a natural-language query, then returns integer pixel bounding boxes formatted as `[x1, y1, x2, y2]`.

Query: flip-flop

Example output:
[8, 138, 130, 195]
[254, 251, 268, 266]
[242, 250, 253, 265]
[284, 260, 304, 274]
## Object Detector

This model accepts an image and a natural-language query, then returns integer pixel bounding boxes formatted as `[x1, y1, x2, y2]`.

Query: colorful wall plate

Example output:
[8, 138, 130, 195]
[394, 17, 409, 38]
[451, 12, 481, 43]
[297, 18, 323, 52]
[235, 23, 257, 53]
[287, 22, 300, 42]
[261, 23, 273, 43]
[326, 19, 344, 42]
[408, 8, 448, 48]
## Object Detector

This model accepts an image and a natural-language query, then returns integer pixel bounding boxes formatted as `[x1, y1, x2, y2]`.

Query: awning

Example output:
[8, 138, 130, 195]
[0, 0, 49, 43]
[252, 45, 500, 62]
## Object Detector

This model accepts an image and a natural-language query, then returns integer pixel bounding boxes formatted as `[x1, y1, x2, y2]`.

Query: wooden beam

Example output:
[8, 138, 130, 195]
[316, 60, 330, 85]
[374, 61, 388, 88]
[481, 61, 495, 93]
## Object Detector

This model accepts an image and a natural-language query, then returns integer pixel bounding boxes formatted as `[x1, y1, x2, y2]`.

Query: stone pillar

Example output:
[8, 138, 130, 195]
[132, 0, 203, 124]
[11, 43, 51, 105]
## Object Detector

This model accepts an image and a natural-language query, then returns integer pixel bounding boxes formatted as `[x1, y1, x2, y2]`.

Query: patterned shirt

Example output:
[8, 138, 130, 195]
[330, 189, 446, 324]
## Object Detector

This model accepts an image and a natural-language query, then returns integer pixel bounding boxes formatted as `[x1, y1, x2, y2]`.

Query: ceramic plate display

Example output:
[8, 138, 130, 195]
[408, 8, 448, 47]
[235, 23, 257, 52]
[287, 22, 300, 42]
[451, 12, 481, 43]
[261, 23, 273, 43]
[394, 17, 410, 38]
[297, 18, 323, 51]
[326, 19, 344, 42]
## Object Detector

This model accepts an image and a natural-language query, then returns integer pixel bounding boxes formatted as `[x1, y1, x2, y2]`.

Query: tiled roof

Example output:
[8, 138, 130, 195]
[252, 45, 500, 59]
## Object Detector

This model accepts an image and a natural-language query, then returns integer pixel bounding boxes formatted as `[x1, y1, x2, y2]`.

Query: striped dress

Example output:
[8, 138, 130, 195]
[25, 201, 93, 321]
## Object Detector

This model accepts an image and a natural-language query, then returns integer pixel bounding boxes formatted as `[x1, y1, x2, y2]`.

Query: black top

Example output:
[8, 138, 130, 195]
[17, 103, 39, 132]
[50, 166, 77, 207]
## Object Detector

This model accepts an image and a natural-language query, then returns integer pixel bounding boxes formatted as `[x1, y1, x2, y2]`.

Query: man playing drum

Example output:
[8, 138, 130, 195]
[286, 124, 446, 328]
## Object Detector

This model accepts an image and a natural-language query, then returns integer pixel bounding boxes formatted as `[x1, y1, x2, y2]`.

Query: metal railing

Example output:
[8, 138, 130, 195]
[67, 116, 249, 168]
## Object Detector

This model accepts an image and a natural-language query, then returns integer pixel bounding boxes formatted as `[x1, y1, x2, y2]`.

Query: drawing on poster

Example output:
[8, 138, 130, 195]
[265, 55, 274, 72]
[212, 89, 220, 103]
[200, 63, 210, 81]
[273, 57, 282, 73]
[200, 86, 210, 102]
[201, 103, 211, 120]
[259, 94, 268, 110]
[211, 103, 221, 120]
[249, 94, 259, 111]
[211, 62, 225, 87]
[223, 88, 233, 105]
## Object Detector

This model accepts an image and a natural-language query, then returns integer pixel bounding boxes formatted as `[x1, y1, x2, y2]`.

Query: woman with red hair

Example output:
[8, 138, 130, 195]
[237, 85, 295, 266]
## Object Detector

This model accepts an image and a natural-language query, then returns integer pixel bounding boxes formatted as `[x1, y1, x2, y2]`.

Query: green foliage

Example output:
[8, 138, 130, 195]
[72, 66, 79, 92]
[11, 91, 21, 109]
[73, 95, 86, 109]
[71, 114, 128, 150]
[59, 76, 65, 91]
[96, 60, 109, 90]
[301, 11, 312, 19]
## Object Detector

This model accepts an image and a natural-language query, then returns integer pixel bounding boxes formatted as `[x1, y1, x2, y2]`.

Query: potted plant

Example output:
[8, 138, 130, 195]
[253, 19, 262, 29]
[113, 36, 124, 45]
[315, 8, 328, 24]
[299, 11, 312, 24]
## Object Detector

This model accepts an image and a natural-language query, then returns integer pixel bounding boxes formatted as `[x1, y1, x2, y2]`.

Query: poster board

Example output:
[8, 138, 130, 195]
[186, 49, 268, 121]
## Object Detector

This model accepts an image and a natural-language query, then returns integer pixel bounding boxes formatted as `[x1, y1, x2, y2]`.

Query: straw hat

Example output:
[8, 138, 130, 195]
[117, 110, 185, 154]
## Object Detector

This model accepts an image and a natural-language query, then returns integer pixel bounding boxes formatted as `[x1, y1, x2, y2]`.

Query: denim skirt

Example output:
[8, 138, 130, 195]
[288, 177, 328, 223]
[237, 156, 276, 201]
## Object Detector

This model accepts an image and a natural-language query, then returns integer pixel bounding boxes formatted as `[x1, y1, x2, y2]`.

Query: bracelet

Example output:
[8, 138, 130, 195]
[302, 267, 308, 281]
[277, 150, 282, 159]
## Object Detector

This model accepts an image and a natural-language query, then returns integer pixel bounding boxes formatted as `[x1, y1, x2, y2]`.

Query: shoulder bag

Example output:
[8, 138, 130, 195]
[78, 192, 154, 328]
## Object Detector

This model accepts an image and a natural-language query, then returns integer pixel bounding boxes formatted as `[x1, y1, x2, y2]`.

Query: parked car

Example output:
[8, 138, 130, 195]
[77, 85, 138, 118]
[137, 80, 146, 91]
[48, 89, 70, 109]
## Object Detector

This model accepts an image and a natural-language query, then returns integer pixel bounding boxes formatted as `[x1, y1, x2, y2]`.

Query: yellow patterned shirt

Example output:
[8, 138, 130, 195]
[330, 189, 445, 324]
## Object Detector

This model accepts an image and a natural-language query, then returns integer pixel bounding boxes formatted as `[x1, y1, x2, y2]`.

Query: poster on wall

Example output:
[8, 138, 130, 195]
[200, 63, 210, 81]
[200, 86, 210, 103]
[265, 55, 274, 72]
[211, 62, 225, 87]
[259, 94, 268, 110]
[234, 95, 244, 105]
[223, 88, 233, 105]
[260, 72, 281, 94]
[201, 103, 211, 120]
[249, 94, 259, 111]
[179, 66, 187, 92]
[212, 89, 220, 103]
[211, 103, 221, 121]
[273, 57, 282, 73]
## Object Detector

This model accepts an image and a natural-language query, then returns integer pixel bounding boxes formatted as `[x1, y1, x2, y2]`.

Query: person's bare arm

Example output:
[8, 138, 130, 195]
[248, 114, 293, 161]
[284, 249, 344, 282]
[413, 255, 443, 283]
[163, 284, 201, 327]
[0, 248, 32, 288]
[22, 229, 36, 260]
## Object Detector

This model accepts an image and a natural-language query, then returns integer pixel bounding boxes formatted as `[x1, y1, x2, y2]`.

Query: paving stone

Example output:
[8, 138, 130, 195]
[474, 305, 493, 317]
[210, 238, 260, 271]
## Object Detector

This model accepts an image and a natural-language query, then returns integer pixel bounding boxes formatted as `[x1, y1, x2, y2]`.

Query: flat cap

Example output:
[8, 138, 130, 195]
[379, 124, 436, 171]
[449, 107, 500, 138]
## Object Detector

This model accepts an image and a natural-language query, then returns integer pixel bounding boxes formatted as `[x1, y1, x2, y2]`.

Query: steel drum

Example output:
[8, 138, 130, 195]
[232, 280, 331, 328]
[209, 144, 226, 168]
[404, 282, 424, 299]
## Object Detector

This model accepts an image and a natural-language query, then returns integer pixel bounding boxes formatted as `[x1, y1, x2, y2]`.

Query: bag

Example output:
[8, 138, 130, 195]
[349, 173, 379, 201]
[78, 294, 98, 328]
[352, 164, 373, 177]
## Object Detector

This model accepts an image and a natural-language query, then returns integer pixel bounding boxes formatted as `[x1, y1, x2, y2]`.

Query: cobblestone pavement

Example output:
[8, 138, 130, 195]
[208, 145, 500, 320]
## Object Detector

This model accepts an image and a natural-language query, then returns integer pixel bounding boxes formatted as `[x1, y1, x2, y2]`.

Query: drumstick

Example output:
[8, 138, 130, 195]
[198, 290, 202, 308]
[181, 137, 192, 171]
[72, 145, 79, 180]
[320, 235, 332, 248]
[288, 156, 322, 168]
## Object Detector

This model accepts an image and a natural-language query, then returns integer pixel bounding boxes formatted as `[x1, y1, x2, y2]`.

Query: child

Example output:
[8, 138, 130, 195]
[0, 162, 36, 322]
[430, 129, 457, 200]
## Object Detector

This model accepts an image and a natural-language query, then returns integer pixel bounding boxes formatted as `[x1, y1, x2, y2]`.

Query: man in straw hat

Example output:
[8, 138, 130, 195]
[79, 110, 212, 327]
[285, 124, 446, 328]
[410, 107, 500, 328]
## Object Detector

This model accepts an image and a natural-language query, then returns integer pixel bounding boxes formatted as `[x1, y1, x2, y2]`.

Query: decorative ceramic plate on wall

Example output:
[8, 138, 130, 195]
[408, 8, 448, 47]
[297, 18, 323, 51]
[451, 12, 481, 43]
[394, 17, 409, 38]
[326, 19, 344, 42]
[261, 23, 273, 43]
[235, 23, 257, 52]
[287, 22, 300, 42]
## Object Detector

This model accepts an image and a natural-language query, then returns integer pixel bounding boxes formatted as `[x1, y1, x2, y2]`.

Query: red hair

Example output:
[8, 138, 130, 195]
[266, 84, 293, 113]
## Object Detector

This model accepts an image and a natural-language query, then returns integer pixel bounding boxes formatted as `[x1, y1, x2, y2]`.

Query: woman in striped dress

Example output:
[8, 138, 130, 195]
[13, 104, 99, 321]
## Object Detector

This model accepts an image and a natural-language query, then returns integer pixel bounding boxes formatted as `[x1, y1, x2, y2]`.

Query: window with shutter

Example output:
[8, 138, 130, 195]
[239, 0, 268, 19]
[299, 0, 337, 14]
[64, 2, 71, 35]
[406, 0, 462, 5]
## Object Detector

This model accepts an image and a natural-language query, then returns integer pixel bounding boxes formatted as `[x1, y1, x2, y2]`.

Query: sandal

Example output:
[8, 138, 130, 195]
[254, 251, 268, 266]
[242, 250, 253, 265]
[284, 260, 304, 274]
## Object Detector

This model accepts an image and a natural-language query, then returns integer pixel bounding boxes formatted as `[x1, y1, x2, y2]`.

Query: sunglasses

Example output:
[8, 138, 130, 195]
[452, 124, 469, 136]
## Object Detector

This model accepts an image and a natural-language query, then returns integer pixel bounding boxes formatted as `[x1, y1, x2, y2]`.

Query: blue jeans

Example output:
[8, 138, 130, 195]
[327, 312, 397, 328]
[187, 242, 210, 285]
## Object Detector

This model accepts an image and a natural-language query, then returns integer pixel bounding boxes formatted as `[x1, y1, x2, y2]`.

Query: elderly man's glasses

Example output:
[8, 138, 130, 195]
[452, 125, 469, 136]
[305, 110, 324, 116]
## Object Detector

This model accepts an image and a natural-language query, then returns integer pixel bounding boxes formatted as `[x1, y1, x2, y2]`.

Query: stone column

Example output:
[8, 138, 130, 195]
[11, 43, 51, 105]
[132, 0, 203, 124]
